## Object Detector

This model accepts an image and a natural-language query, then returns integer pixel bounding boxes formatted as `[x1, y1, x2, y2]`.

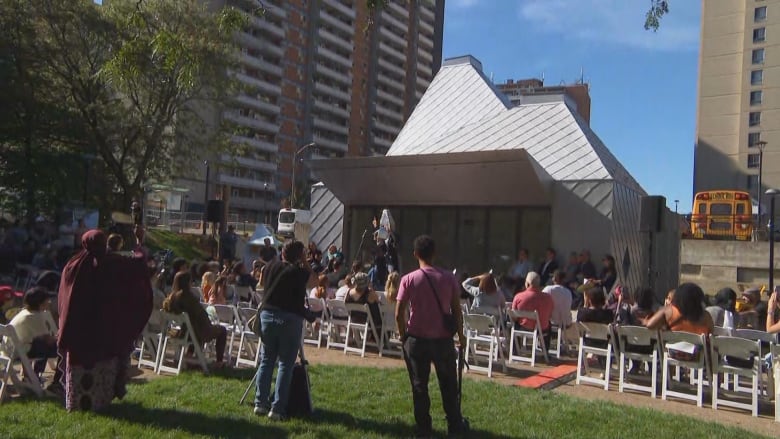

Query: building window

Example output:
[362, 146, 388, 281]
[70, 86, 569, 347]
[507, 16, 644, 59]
[755, 6, 768, 22]
[751, 90, 763, 105]
[754, 27, 766, 43]
[752, 48, 765, 64]
[748, 154, 761, 168]
[749, 132, 762, 147]
[747, 175, 760, 190]
[750, 111, 762, 126]
[752, 70, 764, 85]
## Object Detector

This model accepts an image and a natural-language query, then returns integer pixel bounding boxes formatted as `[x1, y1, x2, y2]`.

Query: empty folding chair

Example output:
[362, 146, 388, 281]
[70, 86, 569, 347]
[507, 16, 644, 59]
[710, 335, 761, 416]
[137, 309, 164, 371]
[156, 311, 209, 375]
[713, 326, 732, 337]
[463, 313, 505, 377]
[575, 322, 613, 390]
[734, 328, 776, 399]
[209, 304, 240, 363]
[0, 324, 44, 402]
[326, 300, 349, 350]
[615, 325, 659, 397]
[660, 330, 709, 407]
[235, 307, 261, 368]
[344, 303, 381, 357]
[507, 309, 548, 367]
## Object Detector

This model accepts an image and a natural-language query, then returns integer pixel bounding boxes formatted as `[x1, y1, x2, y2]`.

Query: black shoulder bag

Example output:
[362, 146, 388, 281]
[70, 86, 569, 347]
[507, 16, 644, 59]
[420, 268, 457, 337]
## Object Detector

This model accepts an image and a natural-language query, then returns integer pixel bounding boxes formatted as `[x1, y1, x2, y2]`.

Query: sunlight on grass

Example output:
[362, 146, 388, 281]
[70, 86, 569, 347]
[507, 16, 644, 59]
[0, 365, 770, 438]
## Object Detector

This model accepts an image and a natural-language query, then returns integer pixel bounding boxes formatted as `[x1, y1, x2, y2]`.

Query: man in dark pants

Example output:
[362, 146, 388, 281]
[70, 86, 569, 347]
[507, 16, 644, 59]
[396, 235, 467, 438]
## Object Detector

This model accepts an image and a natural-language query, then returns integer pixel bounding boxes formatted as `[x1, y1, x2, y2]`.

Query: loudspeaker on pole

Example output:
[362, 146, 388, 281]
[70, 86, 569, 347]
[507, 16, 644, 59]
[639, 195, 666, 232]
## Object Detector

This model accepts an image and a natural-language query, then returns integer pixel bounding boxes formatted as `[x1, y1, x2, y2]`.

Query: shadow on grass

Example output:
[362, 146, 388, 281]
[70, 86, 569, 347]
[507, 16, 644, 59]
[102, 403, 289, 438]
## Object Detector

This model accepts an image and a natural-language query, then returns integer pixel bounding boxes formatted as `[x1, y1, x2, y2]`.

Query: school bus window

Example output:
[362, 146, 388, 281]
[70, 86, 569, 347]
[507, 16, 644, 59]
[698, 204, 706, 214]
[711, 204, 731, 215]
[737, 204, 746, 214]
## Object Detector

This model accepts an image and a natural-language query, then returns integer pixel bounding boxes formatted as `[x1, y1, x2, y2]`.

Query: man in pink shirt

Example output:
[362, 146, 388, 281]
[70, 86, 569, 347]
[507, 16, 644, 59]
[512, 271, 554, 347]
[396, 235, 467, 438]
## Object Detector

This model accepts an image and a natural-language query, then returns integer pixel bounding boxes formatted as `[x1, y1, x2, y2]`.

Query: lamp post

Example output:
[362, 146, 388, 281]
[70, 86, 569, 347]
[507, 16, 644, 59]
[674, 199, 679, 214]
[290, 142, 316, 209]
[202, 160, 210, 235]
[756, 140, 768, 230]
[767, 188, 779, 293]
[263, 182, 269, 224]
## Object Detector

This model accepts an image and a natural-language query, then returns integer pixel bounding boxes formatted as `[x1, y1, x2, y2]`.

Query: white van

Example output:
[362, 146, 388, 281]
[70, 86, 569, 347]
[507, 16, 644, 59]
[278, 208, 311, 244]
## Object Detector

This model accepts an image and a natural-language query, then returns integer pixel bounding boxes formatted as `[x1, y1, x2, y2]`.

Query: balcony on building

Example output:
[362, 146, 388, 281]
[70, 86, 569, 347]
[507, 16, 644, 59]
[378, 41, 406, 64]
[315, 62, 352, 86]
[217, 174, 276, 192]
[381, 10, 407, 34]
[239, 52, 283, 77]
[238, 32, 284, 58]
[313, 116, 349, 136]
[418, 47, 433, 64]
[375, 103, 404, 123]
[220, 154, 278, 173]
[418, 4, 435, 21]
[322, 0, 356, 20]
[314, 81, 352, 103]
[320, 8, 354, 36]
[418, 62, 433, 78]
[224, 111, 280, 134]
[235, 72, 282, 96]
[318, 26, 354, 53]
[379, 25, 407, 49]
[419, 17, 434, 35]
[378, 56, 407, 78]
[234, 94, 281, 116]
[239, 10, 285, 40]
[377, 70, 405, 94]
[418, 32, 434, 50]
[387, 1, 409, 18]
[314, 98, 350, 119]
[373, 119, 401, 137]
[312, 133, 348, 152]
[371, 134, 393, 150]
[317, 44, 352, 70]
[230, 135, 279, 154]
[376, 87, 405, 107]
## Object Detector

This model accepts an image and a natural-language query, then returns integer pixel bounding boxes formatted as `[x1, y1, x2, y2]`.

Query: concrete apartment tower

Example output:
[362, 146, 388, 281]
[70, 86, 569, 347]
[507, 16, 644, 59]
[694, 0, 780, 205]
[189, 0, 445, 223]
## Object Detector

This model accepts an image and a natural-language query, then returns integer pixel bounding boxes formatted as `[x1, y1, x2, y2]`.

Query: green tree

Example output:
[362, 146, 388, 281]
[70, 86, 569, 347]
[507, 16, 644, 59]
[645, 0, 670, 31]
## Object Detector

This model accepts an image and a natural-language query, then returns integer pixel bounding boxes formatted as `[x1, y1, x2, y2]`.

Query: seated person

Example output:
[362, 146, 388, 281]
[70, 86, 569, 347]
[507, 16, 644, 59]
[309, 274, 335, 313]
[232, 262, 258, 291]
[706, 287, 738, 330]
[335, 276, 353, 301]
[646, 283, 713, 336]
[345, 273, 382, 331]
[736, 287, 767, 330]
[8, 287, 62, 388]
[577, 287, 614, 349]
[512, 272, 554, 347]
[163, 272, 228, 368]
[201, 271, 217, 302]
[207, 276, 228, 305]
[462, 272, 504, 315]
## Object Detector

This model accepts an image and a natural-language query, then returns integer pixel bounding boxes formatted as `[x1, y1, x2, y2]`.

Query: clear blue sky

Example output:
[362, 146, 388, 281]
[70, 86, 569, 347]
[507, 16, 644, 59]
[443, 0, 701, 212]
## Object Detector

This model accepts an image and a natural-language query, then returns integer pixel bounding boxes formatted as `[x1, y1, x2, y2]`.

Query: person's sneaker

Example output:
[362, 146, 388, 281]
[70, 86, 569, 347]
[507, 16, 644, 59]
[267, 410, 285, 421]
[253, 404, 270, 416]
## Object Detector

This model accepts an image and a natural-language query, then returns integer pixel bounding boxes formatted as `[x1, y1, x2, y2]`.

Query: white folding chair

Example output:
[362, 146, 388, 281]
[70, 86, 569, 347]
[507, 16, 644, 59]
[710, 335, 761, 416]
[326, 300, 349, 350]
[733, 328, 776, 399]
[304, 298, 326, 348]
[344, 303, 381, 357]
[548, 323, 563, 359]
[0, 324, 44, 402]
[137, 309, 164, 371]
[660, 331, 709, 407]
[507, 309, 548, 367]
[209, 304, 241, 364]
[380, 302, 403, 357]
[713, 326, 732, 337]
[463, 313, 505, 378]
[234, 285, 253, 303]
[575, 322, 613, 390]
[235, 307, 261, 368]
[156, 312, 209, 375]
[615, 325, 659, 397]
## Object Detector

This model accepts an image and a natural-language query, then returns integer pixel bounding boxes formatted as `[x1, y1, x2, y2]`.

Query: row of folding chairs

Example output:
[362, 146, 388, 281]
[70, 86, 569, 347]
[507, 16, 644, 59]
[136, 305, 261, 375]
[575, 323, 779, 417]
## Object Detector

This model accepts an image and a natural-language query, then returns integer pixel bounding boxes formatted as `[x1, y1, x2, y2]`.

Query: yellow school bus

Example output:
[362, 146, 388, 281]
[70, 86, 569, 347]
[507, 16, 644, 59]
[690, 190, 753, 240]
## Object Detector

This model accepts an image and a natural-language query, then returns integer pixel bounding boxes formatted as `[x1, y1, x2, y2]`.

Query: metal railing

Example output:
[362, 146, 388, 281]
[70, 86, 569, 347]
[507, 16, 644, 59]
[143, 209, 264, 235]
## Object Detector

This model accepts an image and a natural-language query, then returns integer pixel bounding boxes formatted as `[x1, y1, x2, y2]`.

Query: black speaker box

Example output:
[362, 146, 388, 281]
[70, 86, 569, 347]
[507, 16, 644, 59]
[639, 195, 665, 232]
[206, 199, 224, 223]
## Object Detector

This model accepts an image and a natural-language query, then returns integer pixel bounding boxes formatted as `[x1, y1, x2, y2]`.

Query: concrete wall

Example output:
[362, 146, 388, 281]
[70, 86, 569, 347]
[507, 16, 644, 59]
[680, 239, 780, 294]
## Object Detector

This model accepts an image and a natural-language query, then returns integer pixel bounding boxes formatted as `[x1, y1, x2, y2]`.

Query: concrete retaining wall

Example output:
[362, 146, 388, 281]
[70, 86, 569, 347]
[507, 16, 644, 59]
[679, 239, 780, 294]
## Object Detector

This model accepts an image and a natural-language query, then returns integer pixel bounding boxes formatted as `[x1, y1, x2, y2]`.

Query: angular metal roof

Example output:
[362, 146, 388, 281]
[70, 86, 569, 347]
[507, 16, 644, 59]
[387, 56, 644, 195]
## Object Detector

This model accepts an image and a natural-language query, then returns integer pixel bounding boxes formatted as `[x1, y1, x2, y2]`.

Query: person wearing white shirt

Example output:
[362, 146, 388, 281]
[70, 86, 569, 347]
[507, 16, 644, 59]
[508, 248, 532, 289]
[334, 276, 353, 301]
[542, 270, 573, 329]
[8, 287, 62, 388]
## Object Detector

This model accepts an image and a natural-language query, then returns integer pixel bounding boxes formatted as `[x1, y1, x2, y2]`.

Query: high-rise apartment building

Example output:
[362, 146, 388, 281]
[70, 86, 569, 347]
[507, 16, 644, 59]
[189, 0, 444, 222]
[694, 0, 780, 202]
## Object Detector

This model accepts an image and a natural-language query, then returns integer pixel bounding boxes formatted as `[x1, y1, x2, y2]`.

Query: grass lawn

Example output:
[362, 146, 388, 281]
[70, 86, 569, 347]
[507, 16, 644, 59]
[145, 229, 211, 261]
[0, 365, 769, 439]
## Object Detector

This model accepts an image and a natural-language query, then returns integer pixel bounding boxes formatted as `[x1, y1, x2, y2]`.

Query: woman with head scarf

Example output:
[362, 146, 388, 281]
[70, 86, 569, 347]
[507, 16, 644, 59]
[57, 228, 153, 412]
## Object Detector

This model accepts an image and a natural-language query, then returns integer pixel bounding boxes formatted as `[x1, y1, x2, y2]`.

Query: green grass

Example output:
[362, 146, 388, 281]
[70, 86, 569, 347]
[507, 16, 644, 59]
[145, 229, 210, 261]
[0, 365, 769, 439]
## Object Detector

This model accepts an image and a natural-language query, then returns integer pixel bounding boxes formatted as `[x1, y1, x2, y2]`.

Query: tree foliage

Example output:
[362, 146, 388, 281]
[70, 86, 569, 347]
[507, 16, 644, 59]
[0, 0, 247, 220]
[645, 0, 669, 31]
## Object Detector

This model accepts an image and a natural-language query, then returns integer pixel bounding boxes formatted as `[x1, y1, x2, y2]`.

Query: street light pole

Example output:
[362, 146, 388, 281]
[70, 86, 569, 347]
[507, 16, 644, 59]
[264, 182, 269, 224]
[290, 142, 316, 209]
[757, 141, 768, 231]
[674, 199, 679, 214]
[767, 189, 779, 293]
[202, 160, 210, 235]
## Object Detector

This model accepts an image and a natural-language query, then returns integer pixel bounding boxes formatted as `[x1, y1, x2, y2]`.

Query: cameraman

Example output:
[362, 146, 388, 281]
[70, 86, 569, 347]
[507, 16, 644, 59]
[254, 240, 316, 420]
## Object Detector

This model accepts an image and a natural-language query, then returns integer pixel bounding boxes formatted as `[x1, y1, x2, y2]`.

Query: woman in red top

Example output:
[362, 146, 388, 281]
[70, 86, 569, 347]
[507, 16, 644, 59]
[646, 283, 713, 335]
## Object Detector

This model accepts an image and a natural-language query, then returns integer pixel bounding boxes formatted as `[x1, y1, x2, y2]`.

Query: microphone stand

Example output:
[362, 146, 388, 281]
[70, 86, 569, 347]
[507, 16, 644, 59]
[354, 228, 370, 266]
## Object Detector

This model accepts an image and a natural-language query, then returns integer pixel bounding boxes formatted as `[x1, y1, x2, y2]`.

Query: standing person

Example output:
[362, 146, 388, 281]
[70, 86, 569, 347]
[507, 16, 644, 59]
[395, 235, 468, 438]
[259, 238, 277, 265]
[537, 248, 559, 286]
[220, 225, 238, 265]
[254, 241, 317, 420]
[58, 228, 153, 412]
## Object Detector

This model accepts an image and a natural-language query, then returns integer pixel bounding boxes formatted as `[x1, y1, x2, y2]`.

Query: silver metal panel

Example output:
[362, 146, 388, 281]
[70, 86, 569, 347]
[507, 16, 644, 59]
[610, 182, 645, 292]
[309, 184, 343, 251]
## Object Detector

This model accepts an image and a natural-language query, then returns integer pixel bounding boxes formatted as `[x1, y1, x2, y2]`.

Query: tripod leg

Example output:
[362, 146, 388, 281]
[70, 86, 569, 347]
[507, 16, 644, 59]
[239, 367, 261, 405]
